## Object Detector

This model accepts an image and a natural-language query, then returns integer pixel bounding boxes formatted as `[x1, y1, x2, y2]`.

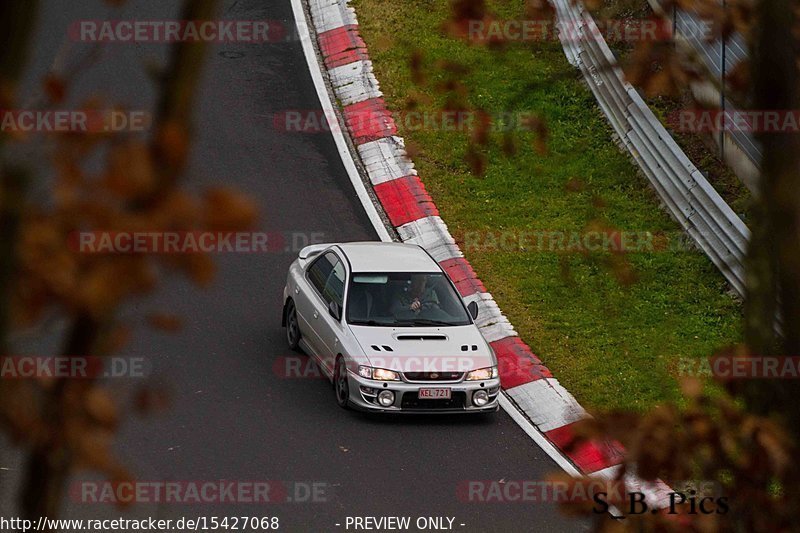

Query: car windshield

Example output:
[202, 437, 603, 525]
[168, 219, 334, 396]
[346, 272, 471, 327]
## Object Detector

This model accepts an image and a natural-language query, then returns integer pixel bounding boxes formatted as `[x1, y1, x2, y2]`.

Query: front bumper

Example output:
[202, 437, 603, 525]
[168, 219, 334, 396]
[346, 371, 501, 414]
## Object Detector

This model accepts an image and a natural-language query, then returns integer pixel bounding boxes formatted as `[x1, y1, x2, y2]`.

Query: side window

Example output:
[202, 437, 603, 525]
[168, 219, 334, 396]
[323, 260, 346, 308]
[307, 252, 336, 296]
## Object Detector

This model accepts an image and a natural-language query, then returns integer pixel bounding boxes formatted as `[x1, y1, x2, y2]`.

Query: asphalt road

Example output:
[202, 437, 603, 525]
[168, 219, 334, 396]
[2, 1, 589, 531]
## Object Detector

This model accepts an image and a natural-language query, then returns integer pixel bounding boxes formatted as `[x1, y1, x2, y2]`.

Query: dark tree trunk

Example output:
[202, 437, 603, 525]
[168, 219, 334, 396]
[745, 0, 800, 517]
[747, 0, 800, 427]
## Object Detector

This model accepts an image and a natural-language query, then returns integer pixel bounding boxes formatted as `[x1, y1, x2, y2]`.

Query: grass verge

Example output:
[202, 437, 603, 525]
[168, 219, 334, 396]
[351, 0, 742, 411]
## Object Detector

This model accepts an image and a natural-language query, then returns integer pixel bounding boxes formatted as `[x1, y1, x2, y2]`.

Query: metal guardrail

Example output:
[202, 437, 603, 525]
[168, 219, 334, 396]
[551, 0, 751, 296]
[649, 0, 761, 192]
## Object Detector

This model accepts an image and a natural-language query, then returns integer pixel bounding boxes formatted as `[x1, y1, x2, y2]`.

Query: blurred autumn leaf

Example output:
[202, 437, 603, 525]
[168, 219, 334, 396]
[0, 0, 260, 526]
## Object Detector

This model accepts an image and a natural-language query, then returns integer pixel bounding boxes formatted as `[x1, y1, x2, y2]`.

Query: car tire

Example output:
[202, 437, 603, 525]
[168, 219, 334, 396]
[334, 356, 351, 410]
[285, 299, 301, 352]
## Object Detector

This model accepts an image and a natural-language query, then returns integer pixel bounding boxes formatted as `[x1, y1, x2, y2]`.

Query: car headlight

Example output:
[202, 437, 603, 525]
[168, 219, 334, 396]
[357, 366, 400, 381]
[466, 366, 498, 380]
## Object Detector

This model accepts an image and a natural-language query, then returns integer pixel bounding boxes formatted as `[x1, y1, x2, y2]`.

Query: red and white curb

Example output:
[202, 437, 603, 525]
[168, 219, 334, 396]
[292, 0, 673, 510]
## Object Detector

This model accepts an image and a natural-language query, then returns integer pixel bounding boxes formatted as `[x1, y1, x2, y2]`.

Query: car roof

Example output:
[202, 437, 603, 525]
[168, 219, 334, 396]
[336, 242, 440, 273]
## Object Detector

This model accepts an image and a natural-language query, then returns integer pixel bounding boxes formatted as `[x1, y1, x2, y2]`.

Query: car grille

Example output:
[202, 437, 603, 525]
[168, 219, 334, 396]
[401, 391, 466, 410]
[403, 371, 463, 382]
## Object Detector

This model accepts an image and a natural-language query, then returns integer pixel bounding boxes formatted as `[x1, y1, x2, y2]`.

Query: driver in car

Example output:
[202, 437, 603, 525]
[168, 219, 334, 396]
[395, 274, 440, 313]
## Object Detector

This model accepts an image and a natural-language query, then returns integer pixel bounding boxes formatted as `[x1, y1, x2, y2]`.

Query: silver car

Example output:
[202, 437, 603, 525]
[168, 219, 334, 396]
[281, 242, 500, 413]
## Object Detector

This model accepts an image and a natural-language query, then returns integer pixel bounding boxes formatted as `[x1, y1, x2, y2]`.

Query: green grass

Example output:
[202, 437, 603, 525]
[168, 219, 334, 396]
[351, 0, 742, 411]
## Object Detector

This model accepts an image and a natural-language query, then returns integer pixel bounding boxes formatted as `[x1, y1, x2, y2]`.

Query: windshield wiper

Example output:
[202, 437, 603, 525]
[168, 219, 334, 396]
[348, 319, 397, 327]
[396, 318, 455, 327]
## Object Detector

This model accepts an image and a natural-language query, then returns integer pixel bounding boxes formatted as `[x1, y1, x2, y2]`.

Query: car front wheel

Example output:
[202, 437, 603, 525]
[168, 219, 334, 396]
[334, 357, 351, 410]
[285, 299, 301, 351]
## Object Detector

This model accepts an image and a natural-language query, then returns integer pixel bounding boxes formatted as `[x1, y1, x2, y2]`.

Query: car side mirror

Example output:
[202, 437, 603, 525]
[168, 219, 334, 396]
[467, 301, 479, 320]
[328, 300, 342, 321]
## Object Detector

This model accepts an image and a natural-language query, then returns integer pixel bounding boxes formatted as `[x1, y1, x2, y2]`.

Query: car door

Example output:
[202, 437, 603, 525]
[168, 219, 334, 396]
[295, 251, 336, 361]
[316, 255, 347, 373]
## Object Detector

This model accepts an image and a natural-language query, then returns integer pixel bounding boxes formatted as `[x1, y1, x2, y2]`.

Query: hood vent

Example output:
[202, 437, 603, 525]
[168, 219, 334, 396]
[396, 334, 447, 341]
[370, 344, 394, 351]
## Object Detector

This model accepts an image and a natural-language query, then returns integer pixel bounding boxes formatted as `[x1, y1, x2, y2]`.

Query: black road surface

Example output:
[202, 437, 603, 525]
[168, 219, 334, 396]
[1, 1, 590, 531]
